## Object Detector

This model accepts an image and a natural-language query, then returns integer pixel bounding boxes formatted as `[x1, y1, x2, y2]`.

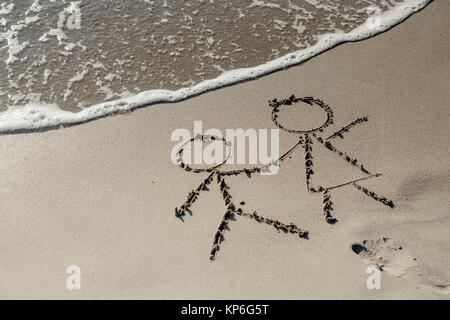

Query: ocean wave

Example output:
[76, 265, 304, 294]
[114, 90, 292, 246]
[0, 0, 431, 133]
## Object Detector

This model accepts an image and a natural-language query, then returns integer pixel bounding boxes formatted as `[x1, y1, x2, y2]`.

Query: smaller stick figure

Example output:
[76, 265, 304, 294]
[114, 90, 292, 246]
[269, 95, 394, 223]
[174, 134, 308, 260]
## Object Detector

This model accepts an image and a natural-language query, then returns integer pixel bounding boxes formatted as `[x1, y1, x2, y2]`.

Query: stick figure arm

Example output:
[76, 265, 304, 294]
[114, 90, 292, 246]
[175, 171, 216, 218]
[325, 116, 368, 140]
[219, 137, 305, 176]
[278, 136, 304, 162]
[312, 134, 373, 175]
[352, 182, 395, 208]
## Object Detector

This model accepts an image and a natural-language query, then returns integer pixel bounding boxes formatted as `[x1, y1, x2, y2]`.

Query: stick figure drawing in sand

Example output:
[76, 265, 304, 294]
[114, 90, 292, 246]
[269, 95, 394, 224]
[174, 95, 394, 261]
[174, 134, 308, 261]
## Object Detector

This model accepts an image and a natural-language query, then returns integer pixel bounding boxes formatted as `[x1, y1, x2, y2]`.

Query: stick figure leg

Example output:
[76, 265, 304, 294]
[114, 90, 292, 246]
[303, 134, 337, 223]
[322, 189, 337, 224]
[210, 174, 236, 260]
[209, 173, 309, 260]
[236, 210, 308, 237]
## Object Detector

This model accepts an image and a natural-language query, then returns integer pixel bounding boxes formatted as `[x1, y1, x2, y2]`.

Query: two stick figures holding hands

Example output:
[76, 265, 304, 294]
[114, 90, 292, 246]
[175, 95, 394, 260]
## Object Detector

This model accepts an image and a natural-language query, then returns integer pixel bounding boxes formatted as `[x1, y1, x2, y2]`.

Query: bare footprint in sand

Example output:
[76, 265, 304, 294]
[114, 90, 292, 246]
[352, 237, 449, 295]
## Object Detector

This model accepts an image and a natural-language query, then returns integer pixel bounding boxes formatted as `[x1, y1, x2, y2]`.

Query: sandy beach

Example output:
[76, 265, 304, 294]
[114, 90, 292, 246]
[0, 0, 448, 299]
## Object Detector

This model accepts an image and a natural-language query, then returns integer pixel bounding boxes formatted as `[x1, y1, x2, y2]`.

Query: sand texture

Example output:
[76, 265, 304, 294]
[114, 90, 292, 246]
[0, 1, 448, 299]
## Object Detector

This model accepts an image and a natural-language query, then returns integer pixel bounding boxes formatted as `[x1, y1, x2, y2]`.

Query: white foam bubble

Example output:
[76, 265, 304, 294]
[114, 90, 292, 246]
[0, 0, 431, 133]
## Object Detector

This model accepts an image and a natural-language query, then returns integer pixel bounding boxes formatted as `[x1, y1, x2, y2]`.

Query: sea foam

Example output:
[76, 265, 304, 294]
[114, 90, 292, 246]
[0, 0, 431, 133]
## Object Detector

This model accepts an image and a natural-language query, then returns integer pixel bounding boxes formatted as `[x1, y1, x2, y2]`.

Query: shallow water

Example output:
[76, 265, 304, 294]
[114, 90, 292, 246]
[0, 0, 430, 131]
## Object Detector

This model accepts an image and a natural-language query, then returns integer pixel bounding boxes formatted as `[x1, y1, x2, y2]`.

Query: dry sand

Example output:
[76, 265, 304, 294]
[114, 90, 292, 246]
[0, 1, 448, 299]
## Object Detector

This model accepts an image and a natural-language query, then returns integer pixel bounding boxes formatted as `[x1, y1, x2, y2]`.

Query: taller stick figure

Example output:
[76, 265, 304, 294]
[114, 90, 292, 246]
[269, 95, 394, 223]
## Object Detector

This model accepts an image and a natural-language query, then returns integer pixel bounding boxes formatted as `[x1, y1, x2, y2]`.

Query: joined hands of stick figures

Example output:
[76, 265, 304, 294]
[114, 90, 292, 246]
[175, 95, 394, 260]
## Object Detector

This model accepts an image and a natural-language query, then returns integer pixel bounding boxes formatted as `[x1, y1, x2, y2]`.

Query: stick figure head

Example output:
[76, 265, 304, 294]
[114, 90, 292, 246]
[176, 134, 232, 173]
[270, 95, 334, 134]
